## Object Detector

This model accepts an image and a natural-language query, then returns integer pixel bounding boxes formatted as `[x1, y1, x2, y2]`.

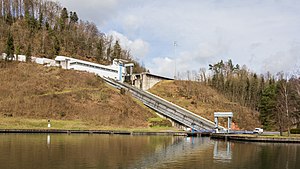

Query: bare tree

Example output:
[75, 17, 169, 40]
[0, 0, 2, 18]
[276, 77, 290, 136]
[199, 67, 207, 83]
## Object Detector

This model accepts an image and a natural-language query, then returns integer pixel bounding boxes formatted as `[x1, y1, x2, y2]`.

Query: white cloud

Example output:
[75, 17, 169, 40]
[55, 0, 118, 26]
[148, 40, 230, 77]
[262, 43, 300, 74]
[122, 15, 142, 35]
[150, 57, 175, 78]
[56, 0, 300, 77]
[108, 31, 149, 60]
[121, 0, 300, 76]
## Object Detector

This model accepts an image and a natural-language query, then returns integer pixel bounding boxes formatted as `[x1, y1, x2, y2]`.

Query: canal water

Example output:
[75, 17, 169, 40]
[0, 134, 299, 169]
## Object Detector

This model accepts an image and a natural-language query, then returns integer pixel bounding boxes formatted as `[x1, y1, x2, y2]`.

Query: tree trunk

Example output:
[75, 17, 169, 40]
[0, 0, 3, 18]
[279, 126, 283, 136]
[283, 82, 290, 137]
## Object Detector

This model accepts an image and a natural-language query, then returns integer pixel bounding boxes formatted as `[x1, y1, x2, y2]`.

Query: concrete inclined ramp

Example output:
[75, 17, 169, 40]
[103, 77, 225, 131]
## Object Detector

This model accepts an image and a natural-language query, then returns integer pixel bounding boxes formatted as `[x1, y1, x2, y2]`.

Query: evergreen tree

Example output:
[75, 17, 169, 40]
[53, 36, 60, 56]
[59, 7, 68, 30]
[113, 40, 122, 59]
[38, 7, 44, 29]
[0, 0, 2, 18]
[259, 84, 277, 131]
[96, 38, 104, 62]
[45, 21, 50, 30]
[25, 43, 32, 62]
[70, 11, 79, 23]
[5, 12, 13, 25]
[5, 32, 14, 61]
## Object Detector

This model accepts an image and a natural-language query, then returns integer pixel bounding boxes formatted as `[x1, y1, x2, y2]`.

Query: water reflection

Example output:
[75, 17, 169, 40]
[0, 134, 299, 169]
[131, 136, 213, 169]
[0, 134, 179, 169]
[213, 141, 232, 162]
[47, 134, 51, 146]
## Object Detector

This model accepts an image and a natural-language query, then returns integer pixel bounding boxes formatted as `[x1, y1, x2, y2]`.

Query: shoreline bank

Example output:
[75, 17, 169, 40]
[2, 129, 300, 143]
[0, 129, 187, 136]
[211, 133, 300, 143]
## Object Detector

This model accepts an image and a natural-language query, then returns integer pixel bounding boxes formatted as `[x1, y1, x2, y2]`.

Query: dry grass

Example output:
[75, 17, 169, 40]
[0, 62, 156, 129]
[0, 117, 90, 130]
[149, 80, 261, 130]
[0, 117, 178, 131]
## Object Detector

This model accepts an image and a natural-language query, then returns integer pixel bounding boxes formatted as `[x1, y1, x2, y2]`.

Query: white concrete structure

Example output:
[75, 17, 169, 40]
[132, 72, 174, 90]
[31, 57, 56, 66]
[1, 53, 26, 62]
[1, 53, 133, 82]
[214, 112, 233, 133]
[1, 53, 56, 66]
[55, 56, 129, 82]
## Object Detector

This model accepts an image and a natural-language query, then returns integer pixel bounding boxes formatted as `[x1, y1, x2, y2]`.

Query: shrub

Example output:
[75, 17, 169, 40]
[149, 118, 172, 127]
[120, 88, 126, 95]
[59, 112, 66, 118]
[290, 128, 300, 134]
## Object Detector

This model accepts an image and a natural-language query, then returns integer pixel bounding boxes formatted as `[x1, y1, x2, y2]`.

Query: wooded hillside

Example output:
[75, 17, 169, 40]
[174, 59, 300, 133]
[0, 0, 146, 72]
[207, 60, 300, 134]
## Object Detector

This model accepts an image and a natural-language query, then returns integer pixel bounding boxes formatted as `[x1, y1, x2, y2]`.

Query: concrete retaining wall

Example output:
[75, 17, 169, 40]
[132, 72, 173, 90]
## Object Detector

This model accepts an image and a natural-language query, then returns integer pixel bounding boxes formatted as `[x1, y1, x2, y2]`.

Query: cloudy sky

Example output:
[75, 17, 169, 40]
[55, 0, 300, 78]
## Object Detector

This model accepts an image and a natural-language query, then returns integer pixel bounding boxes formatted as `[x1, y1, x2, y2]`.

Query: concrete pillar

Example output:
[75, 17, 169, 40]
[214, 117, 218, 133]
[214, 117, 218, 128]
[130, 66, 133, 75]
[228, 117, 232, 130]
[119, 63, 123, 81]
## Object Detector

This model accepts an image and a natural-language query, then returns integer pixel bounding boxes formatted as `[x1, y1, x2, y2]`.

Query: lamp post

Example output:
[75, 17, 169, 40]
[174, 41, 177, 80]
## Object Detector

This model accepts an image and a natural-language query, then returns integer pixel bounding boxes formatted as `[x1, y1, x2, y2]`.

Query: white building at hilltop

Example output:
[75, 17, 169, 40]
[1, 53, 134, 82]
[55, 56, 133, 82]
